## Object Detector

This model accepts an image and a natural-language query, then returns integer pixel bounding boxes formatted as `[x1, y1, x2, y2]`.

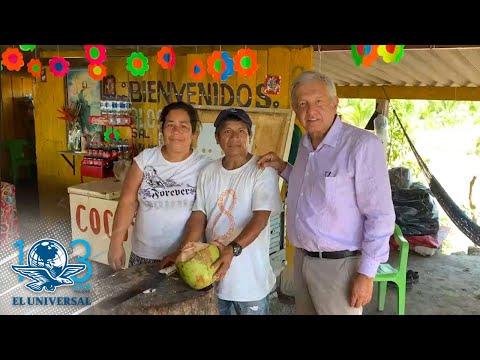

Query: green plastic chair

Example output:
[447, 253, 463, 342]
[2, 139, 36, 184]
[374, 224, 409, 315]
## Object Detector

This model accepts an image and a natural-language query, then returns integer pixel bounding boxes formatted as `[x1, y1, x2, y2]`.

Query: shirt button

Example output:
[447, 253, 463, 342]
[300, 192, 304, 197]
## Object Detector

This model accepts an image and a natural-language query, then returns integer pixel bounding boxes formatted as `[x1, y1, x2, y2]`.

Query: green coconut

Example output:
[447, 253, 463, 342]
[176, 243, 220, 290]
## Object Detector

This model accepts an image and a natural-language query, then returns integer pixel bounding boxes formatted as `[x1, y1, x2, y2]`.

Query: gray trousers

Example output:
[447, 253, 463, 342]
[294, 247, 363, 315]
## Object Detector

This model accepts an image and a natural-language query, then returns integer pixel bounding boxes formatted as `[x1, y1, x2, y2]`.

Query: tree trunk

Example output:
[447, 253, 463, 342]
[82, 263, 218, 315]
[469, 176, 477, 225]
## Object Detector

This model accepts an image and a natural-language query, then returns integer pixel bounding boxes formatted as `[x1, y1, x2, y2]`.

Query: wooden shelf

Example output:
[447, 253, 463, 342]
[58, 151, 86, 175]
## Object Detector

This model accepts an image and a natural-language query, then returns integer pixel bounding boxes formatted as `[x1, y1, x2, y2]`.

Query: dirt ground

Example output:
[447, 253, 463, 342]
[269, 250, 480, 315]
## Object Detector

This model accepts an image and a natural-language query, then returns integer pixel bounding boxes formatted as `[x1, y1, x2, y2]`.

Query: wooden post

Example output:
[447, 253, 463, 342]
[376, 99, 390, 117]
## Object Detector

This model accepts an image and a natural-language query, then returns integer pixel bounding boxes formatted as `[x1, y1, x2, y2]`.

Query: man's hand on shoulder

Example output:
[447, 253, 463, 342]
[257, 152, 287, 174]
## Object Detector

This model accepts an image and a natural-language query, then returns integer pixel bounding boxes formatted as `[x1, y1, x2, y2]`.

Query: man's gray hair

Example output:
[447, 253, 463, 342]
[290, 71, 337, 107]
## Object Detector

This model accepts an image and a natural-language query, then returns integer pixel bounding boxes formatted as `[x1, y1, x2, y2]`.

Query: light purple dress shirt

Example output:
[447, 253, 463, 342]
[281, 117, 396, 278]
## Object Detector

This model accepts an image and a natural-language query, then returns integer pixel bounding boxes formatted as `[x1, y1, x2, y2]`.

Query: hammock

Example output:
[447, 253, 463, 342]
[390, 107, 480, 247]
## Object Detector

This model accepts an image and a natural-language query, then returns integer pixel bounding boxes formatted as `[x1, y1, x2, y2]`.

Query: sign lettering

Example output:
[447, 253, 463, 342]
[128, 81, 278, 109]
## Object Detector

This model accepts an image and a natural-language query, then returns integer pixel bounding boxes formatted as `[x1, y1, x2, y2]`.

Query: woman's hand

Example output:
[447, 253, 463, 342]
[159, 251, 180, 269]
[108, 242, 125, 271]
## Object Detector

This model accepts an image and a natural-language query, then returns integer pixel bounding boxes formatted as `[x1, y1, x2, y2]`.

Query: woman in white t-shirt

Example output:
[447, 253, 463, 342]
[108, 101, 212, 271]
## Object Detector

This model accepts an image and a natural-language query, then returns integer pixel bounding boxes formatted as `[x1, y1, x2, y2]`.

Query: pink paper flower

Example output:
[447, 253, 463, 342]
[85, 45, 107, 64]
[49, 57, 70, 77]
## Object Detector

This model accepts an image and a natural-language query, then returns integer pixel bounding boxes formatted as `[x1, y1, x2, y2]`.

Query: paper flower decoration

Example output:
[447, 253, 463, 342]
[85, 45, 107, 64]
[233, 49, 259, 77]
[88, 63, 107, 81]
[351, 45, 379, 67]
[19, 45, 36, 51]
[126, 52, 149, 76]
[104, 128, 120, 143]
[27, 59, 42, 77]
[157, 47, 176, 69]
[207, 51, 224, 80]
[207, 51, 234, 81]
[1, 48, 24, 71]
[190, 59, 206, 80]
[49, 57, 70, 77]
[378, 45, 405, 63]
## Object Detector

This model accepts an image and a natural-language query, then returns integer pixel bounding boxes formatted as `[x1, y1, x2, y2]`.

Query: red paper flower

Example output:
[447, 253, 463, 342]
[85, 45, 107, 64]
[157, 47, 176, 69]
[190, 59, 206, 81]
[233, 49, 258, 77]
[49, 57, 70, 77]
[1, 48, 24, 71]
[88, 63, 107, 81]
[27, 59, 42, 77]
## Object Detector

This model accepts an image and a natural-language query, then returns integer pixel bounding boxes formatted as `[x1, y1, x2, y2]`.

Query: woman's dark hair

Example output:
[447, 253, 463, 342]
[159, 101, 201, 134]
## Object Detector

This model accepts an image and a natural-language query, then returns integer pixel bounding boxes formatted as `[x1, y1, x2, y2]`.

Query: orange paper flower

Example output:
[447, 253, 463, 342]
[351, 45, 379, 67]
[2, 48, 24, 71]
[88, 63, 107, 80]
[157, 47, 176, 69]
[27, 59, 42, 77]
[190, 59, 206, 80]
[206, 51, 235, 81]
[233, 48, 258, 76]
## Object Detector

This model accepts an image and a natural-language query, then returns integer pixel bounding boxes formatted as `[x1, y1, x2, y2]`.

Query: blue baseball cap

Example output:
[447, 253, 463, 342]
[214, 108, 252, 130]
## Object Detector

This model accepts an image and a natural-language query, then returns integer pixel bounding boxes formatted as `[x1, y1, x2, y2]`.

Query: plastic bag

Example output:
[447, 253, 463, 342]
[389, 167, 412, 190]
[113, 159, 131, 183]
[392, 182, 439, 236]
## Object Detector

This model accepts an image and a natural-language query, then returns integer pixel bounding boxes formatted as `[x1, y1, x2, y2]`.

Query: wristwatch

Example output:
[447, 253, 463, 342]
[229, 241, 242, 256]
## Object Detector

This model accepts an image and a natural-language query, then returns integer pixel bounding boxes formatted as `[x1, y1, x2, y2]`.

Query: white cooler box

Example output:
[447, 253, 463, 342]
[68, 178, 133, 267]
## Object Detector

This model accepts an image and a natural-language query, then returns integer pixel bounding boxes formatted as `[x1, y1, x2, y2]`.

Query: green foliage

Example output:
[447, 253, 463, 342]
[338, 98, 480, 185]
[338, 98, 376, 128]
[387, 100, 423, 181]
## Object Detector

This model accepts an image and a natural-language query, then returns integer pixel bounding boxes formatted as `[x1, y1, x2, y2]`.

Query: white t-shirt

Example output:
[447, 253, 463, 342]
[133, 147, 211, 259]
[193, 155, 282, 302]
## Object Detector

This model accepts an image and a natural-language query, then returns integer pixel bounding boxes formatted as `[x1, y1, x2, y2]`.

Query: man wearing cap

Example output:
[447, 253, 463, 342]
[161, 107, 282, 315]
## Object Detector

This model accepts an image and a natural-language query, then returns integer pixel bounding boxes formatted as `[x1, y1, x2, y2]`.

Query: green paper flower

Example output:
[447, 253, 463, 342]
[126, 52, 149, 76]
[20, 45, 36, 51]
[105, 128, 120, 142]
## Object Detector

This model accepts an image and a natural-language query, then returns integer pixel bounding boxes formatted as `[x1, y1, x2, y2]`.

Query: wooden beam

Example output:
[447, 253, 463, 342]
[39, 49, 139, 59]
[313, 45, 480, 52]
[337, 85, 480, 101]
[39, 45, 310, 59]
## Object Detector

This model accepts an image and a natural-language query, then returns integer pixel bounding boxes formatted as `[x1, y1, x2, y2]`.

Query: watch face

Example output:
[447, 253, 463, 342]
[231, 242, 241, 256]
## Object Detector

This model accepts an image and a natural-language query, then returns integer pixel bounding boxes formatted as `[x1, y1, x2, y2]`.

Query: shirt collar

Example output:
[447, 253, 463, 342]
[301, 115, 343, 151]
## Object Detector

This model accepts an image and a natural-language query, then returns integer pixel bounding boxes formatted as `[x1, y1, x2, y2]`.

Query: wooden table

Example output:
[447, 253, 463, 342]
[58, 150, 86, 176]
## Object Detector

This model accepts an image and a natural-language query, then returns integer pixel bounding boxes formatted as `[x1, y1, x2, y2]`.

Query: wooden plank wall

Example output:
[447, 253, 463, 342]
[0, 72, 34, 181]
[32, 46, 312, 214]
